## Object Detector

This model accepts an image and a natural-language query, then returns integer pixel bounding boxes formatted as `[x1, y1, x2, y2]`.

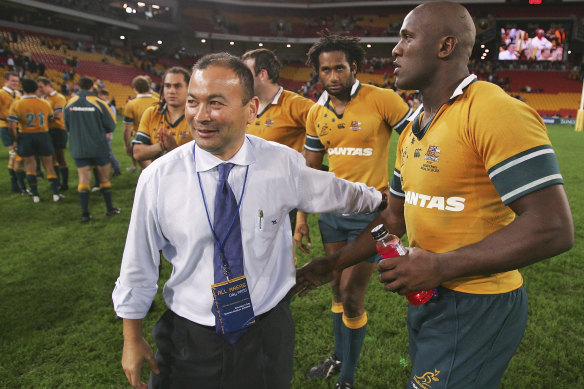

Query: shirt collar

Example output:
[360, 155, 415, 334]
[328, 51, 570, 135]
[317, 79, 360, 106]
[270, 86, 284, 105]
[257, 87, 284, 117]
[407, 74, 477, 123]
[449, 74, 477, 100]
[49, 91, 57, 97]
[2, 86, 15, 94]
[193, 135, 256, 173]
[136, 93, 153, 98]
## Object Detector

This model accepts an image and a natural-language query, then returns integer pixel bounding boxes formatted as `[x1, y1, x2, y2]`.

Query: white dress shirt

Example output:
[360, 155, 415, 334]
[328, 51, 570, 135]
[112, 135, 381, 325]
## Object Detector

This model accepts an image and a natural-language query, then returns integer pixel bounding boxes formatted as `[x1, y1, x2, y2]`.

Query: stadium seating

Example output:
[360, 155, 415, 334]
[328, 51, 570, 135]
[498, 70, 581, 117]
[2, 12, 581, 119]
[2, 29, 163, 110]
[182, 5, 408, 38]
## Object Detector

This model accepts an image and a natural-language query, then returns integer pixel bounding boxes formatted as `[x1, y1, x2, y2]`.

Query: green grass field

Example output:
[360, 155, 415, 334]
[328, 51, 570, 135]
[0, 123, 582, 388]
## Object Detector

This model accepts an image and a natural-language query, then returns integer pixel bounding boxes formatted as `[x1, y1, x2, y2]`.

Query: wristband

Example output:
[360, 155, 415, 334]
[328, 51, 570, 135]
[378, 192, 388, 211]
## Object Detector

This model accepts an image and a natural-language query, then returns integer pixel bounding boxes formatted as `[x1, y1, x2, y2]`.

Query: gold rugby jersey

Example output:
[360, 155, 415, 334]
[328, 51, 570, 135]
[8, 96, 53, 133]
[46, 91, 67, 130]
[246, 88, 313, 152]
[123, 94, 158, 136]
[391, 75, 564, 294]
[133, 105, 192, 147]
[0, 87, 20, 127]
[305, 80, 411, 190]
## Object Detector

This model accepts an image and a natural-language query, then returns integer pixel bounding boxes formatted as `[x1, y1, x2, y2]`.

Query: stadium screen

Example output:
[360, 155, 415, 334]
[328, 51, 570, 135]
[497, 20, 571, 61]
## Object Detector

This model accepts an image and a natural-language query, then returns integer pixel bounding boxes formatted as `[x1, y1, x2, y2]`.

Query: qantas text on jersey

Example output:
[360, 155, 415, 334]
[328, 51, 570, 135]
[327, 147, 373, 156]
[404, 191, 466, 212]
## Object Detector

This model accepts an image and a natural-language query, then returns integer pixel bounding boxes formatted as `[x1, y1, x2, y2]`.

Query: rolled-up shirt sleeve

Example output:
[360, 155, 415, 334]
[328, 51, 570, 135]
[112, 170, 168, 319]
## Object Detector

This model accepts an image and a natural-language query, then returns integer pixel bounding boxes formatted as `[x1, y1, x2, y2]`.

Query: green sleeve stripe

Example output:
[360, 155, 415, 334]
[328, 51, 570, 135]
[390, 169, 404, 198]
[392, 108, 413, 135]
[132, 132, 151, 145]
[488, 145, 563, 204]
[305, 134, 324, 152]
[500, 175, 564, 204]
[488, 145, 554, 178]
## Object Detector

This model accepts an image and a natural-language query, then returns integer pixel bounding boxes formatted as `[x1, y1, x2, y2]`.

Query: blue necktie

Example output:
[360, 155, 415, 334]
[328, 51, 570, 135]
[212, 163, 246, 344]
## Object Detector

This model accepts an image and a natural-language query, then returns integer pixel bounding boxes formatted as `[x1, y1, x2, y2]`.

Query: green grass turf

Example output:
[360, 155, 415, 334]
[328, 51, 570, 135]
[0, 123, 582, 388]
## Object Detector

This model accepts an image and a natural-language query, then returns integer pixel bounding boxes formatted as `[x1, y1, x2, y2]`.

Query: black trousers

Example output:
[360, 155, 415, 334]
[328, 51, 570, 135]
[150, 299, 294, 389]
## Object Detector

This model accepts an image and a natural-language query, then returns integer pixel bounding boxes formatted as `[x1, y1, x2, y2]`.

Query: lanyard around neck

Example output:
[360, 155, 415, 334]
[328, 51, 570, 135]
[194, 145, 249, 278]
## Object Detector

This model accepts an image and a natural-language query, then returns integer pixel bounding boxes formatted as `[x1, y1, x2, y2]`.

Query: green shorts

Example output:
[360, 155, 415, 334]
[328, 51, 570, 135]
[17, 132, 54, 157]
[49, 128, 68, 149]
[318, 212, 380, 263]
[407, 286, 528, 389]
[73, 155, 110, 168]
[1, 127, 14, 147]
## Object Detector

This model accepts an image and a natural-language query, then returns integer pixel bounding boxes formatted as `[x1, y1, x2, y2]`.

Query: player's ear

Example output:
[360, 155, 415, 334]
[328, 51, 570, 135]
[246, 96, 259, 124]
[260, 68, 269, 81]
[438, 36, 457, 59]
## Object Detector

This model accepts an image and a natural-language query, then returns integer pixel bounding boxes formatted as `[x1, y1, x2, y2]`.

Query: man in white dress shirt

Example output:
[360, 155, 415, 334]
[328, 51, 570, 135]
[112, 53, 385, 389]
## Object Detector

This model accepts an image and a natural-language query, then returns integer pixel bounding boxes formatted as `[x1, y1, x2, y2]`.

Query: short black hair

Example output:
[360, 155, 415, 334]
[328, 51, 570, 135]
[193, 53, 254, 105]
[307, 30, 366, 73]
[22, 78, 38, 94]
[241, 48, 281, 84]
[78, 76, 94, 90]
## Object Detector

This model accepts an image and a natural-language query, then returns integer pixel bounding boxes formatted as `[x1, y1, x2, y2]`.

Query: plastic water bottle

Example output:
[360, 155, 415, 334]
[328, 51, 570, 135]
[371, 224, 436, 306]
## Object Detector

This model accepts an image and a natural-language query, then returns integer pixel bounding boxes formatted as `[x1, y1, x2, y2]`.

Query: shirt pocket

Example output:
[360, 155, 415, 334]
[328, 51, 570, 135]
[254, 209, 284, 234]
[250, 208, 286, 258]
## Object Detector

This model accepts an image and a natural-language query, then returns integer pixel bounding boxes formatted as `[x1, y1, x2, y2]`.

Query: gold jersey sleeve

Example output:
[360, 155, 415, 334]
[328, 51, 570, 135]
[47, 92, 67, 130]
[0, 89, 19, 127]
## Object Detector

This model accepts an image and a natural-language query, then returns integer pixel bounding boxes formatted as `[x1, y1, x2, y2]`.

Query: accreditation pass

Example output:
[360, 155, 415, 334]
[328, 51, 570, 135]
[211, 275, 256, 334]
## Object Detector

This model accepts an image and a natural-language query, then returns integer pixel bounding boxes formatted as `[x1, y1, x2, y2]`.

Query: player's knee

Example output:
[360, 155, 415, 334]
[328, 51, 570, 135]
[340, 291, 365, 316]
